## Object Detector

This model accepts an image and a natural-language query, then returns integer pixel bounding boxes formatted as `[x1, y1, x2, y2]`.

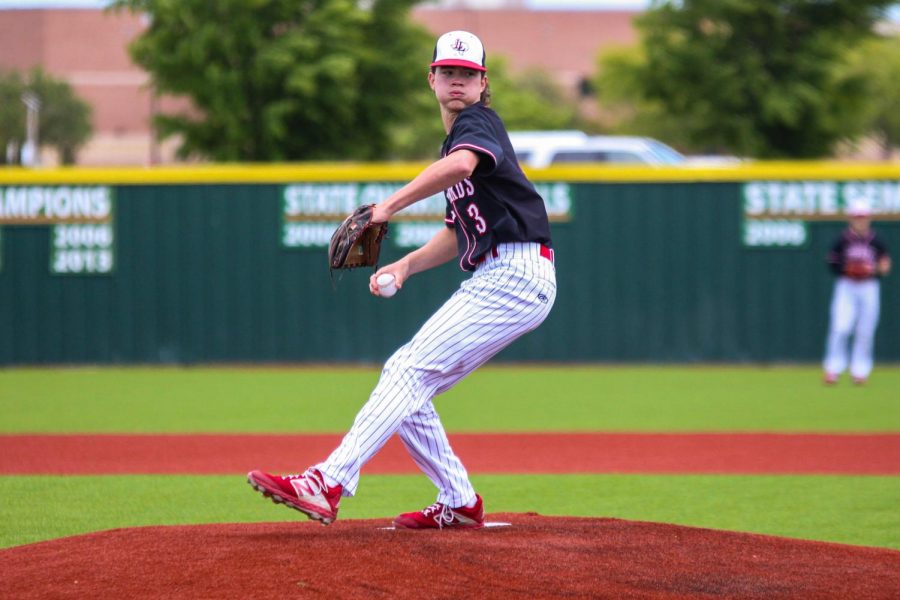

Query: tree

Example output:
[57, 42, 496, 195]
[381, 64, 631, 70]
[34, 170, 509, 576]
[595, 0, 895, 158]
[593, 45, 688, 147]
[842, 34, 900, 158]
[395, 54, 591, 159]
[488, 57, 584, 132]
[392, 56, 588, 161]
[0, 70, 26, 165]
[29, 68, 93, 165]
[111, 0, 435, 162]
[0, 68, 92, 165]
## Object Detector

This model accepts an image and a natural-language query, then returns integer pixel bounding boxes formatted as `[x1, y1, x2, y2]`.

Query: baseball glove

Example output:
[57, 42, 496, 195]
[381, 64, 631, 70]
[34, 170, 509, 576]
[328, 204, 388, 271]
[844, 260, 874, 280]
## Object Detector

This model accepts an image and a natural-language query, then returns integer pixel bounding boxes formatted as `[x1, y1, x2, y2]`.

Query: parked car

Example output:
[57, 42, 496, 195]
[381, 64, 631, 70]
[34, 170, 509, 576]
[509, 131, 687, 167]
[681, 154, 746, 166]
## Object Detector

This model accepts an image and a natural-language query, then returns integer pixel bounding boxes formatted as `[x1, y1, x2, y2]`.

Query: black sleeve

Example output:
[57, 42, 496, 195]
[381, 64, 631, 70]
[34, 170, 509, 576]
[446, 107, 504, 175]
[826, 236, 844, 276]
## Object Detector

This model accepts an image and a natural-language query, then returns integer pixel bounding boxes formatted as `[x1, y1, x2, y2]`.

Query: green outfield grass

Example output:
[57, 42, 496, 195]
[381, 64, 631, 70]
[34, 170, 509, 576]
[1, 474, 897, 550]
[1, 365, 899, 433]
[1, 365, 898, 551]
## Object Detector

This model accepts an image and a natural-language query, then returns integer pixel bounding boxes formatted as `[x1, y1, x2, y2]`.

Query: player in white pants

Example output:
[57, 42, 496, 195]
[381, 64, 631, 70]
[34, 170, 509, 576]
[322, 241, 555, 511]
[248, 31, 557, 529]
[823, 200, 891, 385]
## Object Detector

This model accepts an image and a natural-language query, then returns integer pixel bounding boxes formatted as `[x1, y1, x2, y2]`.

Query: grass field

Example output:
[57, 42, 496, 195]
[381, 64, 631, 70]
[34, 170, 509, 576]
[3, 365, 899, 433]
[2, 365, 899, 550]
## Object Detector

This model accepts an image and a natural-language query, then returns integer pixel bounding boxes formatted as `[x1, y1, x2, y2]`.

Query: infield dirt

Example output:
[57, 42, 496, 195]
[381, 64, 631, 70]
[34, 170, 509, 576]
[4, 432, 899, 598]
[1, 514, 899, 599]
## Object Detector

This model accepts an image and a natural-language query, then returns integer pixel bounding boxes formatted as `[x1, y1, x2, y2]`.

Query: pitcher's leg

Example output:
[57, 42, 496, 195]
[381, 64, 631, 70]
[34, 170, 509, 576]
[317, 343, 438, 496]
[321, 255, 555, 500]
[398, 401, 476, 507]
[314, 283, 505, 495]
[391, 270, 556, 507]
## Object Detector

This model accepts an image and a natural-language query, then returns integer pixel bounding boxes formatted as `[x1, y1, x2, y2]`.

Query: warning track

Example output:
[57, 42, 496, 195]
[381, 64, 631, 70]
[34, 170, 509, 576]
[2, 432, 898, 475]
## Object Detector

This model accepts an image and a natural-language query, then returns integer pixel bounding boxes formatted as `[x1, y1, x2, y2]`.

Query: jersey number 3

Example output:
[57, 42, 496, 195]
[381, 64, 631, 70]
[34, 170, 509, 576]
[466, 203, 487, 235]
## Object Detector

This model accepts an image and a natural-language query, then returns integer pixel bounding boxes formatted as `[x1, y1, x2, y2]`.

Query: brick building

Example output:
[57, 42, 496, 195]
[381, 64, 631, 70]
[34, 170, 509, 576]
[0, 4, 639, 165]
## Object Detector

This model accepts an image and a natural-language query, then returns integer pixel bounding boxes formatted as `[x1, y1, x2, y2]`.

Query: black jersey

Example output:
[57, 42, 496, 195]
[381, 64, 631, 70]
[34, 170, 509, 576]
[441, 103, 552, 271]
[827, 228, 890, 277]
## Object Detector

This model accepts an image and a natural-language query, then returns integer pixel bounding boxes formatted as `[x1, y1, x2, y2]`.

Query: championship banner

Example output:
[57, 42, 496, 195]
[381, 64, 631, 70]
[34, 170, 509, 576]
[280, 182, 573, 249]
[0, 185, 116, 274]
[741, 181, 900, 248]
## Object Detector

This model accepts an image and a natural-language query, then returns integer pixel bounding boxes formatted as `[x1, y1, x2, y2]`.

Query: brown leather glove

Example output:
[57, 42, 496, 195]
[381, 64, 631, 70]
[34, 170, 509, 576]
[328, 204, 388, 271]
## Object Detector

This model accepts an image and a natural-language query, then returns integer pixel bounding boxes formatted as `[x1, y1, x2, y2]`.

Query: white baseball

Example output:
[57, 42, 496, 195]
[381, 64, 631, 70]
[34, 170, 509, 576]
[376, 273, 397, 298]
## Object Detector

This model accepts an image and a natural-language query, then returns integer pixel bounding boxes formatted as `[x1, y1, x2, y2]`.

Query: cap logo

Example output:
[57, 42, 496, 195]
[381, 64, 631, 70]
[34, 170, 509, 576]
[430, 30, 487, 72]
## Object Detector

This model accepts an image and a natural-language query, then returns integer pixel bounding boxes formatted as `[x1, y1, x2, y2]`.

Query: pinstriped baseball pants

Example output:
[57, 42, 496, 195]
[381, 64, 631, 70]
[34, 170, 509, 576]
[317, 242, 556, 507]
[823, 276, 881, 379]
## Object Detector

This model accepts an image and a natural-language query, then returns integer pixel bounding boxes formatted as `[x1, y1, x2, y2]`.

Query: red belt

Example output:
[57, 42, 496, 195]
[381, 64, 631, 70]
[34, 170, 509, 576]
[539, 245, 554, 262]
[476, 244, 554, 264]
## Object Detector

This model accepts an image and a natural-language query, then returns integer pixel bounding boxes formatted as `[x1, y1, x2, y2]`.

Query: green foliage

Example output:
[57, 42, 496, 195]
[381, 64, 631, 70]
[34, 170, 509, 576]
[593, 45, 688, 148]
[487, 57, 582, 132]
[392, 56, 590, 160]
[109, 1, 588, 162]
[596, 0, 894, 158]
[28, 69, 93, 164]
[383, 72, 445, 160]
[841, 34, 900, 157]
[0, 70, 26, 164]
[110, 0, 434, 162]
[0, 68, 91, 165]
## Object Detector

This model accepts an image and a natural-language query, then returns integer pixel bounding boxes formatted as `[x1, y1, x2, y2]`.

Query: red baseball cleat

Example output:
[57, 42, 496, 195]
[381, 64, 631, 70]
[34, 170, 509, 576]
[852, 376, 867, 386]
[247, 468, 342, 525]
[393, 494, 485, 529]
[823, 372, 838, 385]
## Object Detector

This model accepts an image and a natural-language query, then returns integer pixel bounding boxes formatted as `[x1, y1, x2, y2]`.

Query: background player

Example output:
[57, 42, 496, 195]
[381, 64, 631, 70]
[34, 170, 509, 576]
[248, 31, 557, 529]
[823, 199, 892, 385]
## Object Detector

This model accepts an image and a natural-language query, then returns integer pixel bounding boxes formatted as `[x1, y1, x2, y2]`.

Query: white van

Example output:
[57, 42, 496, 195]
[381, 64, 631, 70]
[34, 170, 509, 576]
[509, 131, 687, 167]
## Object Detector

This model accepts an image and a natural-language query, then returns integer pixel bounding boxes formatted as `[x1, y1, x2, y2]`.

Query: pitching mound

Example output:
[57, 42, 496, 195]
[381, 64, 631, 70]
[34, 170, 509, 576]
[2, 514, 898, 599]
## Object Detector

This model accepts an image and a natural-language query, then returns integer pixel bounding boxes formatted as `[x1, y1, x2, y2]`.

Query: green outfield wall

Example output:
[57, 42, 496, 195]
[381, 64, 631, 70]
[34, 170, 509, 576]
[0, 163, 897, 365]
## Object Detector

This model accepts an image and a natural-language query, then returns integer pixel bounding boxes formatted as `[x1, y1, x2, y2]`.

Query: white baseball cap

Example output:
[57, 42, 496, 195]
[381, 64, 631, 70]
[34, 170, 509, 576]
[847, 199, 872, 217]
[431, 31, 487, 72]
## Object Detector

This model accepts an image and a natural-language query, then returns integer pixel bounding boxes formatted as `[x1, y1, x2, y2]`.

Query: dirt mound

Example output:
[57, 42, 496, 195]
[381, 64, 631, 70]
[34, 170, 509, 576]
[1, 514, 898, 599]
